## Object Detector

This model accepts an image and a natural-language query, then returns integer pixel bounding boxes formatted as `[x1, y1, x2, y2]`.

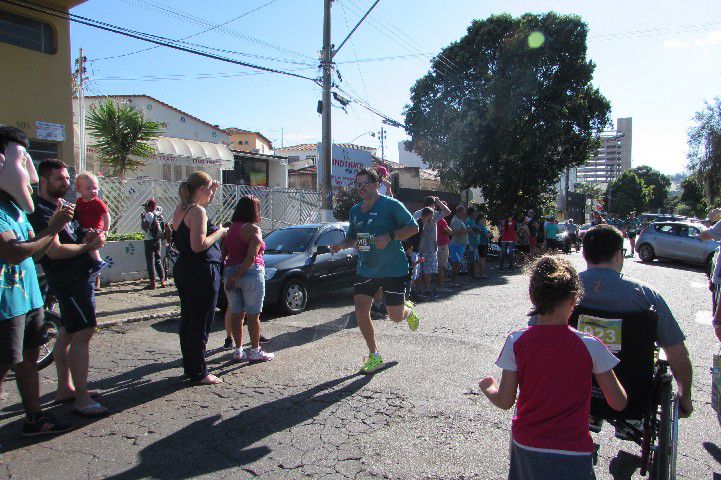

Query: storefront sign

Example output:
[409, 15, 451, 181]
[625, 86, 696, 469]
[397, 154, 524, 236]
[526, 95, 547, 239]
[36, 122, 66, 141]
[316, 143, 372, 189]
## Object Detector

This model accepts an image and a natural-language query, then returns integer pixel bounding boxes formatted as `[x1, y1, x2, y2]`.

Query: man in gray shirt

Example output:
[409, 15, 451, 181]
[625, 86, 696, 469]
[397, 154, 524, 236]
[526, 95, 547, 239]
[413, 197, 451, 296]
[579, 224, 693, 417]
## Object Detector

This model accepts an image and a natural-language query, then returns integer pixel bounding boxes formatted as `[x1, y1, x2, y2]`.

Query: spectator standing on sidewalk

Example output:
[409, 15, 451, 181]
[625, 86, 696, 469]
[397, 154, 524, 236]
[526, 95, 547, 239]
[449, 205, 470, 287]
[0, 126, 76, 435]
[221, 195, 274, 364]
[515, 216, 531, 265]
[480, 256, 627, 480]
[700, 208, 721, 342]
[375, 166, 394, 198]
[413, 197, 451, 296]
[171, 172, 228, 385]
[499, 215, 518, 272]
[465, 206, 482, 279]
[475, 213, 491, 278]
[436, 214, 452, 290]
[29, 159, 109, 416]
[330, 168, 420, 374]
[140, 198, 166, 290]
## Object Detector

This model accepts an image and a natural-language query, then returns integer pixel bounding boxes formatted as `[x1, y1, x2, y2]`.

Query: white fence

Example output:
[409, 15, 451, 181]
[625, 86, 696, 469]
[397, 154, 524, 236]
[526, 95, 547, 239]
[98, 178, 321, 235]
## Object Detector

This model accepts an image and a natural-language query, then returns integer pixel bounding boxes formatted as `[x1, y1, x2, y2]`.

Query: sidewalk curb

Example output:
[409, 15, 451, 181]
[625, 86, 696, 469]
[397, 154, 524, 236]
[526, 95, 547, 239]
[98, 309, 181, 328]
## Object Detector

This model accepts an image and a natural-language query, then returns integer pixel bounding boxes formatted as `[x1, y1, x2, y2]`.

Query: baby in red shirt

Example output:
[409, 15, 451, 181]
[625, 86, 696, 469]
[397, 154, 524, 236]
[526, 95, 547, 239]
[74, 172, 110, 274]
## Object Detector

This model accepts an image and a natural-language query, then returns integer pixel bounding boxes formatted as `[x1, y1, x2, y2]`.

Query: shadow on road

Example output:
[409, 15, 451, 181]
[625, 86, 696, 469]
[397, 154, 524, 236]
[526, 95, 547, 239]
[104, 366, 394, 480]
[608, 449, 642, 479]
[630, 258, 707, 275]
[704, 441, 721, 466]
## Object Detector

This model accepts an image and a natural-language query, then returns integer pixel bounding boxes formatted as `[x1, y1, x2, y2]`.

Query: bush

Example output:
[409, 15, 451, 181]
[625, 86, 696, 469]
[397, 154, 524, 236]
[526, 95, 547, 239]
[107, 232, 145, 242]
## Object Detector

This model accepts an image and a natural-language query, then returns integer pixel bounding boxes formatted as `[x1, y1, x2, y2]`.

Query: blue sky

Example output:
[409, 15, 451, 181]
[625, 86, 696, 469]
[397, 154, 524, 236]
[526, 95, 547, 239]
[70, 0, 721, 175]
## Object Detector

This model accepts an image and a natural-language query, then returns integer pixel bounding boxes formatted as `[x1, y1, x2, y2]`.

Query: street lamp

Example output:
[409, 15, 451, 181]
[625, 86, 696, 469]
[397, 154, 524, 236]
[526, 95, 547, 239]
[349, 131, 376, 144]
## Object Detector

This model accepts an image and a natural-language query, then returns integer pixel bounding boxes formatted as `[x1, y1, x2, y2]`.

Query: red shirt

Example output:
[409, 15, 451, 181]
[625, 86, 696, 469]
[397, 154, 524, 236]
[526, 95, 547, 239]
[500, 220, 518, 242]
[436, 218, 450, 247]
[74, 196, 109, 230]
[496, 325, 619, 453]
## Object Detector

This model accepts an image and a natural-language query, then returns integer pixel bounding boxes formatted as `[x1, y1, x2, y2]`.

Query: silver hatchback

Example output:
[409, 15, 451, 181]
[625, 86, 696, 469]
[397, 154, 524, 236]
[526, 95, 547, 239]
[636, 221, 719, 271]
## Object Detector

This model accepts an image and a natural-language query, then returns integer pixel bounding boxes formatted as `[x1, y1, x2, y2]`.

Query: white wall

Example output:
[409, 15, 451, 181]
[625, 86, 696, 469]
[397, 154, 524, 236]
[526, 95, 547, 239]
[99, 240, 159, 284]
[398, 141, 429, 169]
[269, 159, 288, 188]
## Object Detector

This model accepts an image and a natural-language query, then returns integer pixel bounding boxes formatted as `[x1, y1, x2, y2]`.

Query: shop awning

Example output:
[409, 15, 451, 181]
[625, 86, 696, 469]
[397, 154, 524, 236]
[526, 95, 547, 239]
[152, 136, 234, 169]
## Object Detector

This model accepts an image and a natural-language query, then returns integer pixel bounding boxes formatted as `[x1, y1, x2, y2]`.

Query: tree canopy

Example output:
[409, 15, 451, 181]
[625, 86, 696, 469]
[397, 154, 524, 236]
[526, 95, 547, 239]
[404, 12, 610, 219]
[631, 165, 671, 211]
[687, 97, 721, 207]
[86, 100, 164, 177]
[605, 170, 651, 217]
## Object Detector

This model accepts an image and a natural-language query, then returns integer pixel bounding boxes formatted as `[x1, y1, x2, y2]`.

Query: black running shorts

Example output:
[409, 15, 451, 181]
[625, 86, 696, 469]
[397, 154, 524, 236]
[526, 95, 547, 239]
[354, 275, 407, 306]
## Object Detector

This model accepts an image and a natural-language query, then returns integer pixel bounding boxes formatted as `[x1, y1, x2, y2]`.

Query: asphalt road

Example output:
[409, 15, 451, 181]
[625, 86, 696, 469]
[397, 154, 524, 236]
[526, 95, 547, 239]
[0, 246, 719, 479]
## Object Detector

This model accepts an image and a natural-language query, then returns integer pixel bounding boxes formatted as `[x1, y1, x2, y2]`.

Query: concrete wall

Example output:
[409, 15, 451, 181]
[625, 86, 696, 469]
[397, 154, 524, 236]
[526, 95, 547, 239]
[0, 3, 78, 167]
[99, 240, 159, 284]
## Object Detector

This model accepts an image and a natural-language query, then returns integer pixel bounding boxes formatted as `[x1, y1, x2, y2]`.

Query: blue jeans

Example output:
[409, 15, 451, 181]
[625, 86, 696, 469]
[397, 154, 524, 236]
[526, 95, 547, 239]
[500, 242, 516, 270]
[223, 264, 265, 315]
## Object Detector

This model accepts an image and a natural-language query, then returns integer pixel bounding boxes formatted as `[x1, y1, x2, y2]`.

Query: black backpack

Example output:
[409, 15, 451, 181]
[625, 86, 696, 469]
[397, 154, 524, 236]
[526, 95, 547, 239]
[151, 213, 166, 239]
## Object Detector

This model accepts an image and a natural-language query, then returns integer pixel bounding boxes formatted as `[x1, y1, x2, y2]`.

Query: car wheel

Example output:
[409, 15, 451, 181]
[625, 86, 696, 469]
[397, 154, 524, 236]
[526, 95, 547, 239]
[279, 278, 308, 315]
[638, 244, 655, 262]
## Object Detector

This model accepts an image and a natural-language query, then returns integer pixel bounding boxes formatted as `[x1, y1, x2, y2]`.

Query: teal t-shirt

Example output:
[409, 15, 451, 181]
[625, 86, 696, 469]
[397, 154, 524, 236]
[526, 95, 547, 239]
[477, 223, 491, 246]
[545, 222, 559, 240]
[466, 218, 480, 246]
[346, 196, 416, 278]
[0, 200, 43, 319]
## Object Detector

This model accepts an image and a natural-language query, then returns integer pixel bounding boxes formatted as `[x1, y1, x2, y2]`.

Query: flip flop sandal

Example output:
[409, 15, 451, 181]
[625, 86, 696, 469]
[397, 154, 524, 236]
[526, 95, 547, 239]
[73, 400, 109, 417]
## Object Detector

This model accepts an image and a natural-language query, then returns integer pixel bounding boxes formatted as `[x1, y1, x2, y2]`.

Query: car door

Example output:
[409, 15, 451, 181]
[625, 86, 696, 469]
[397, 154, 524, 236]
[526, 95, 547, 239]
[651, 224, 678, 258]
[313, 229, 353, 284]
[676, 225, 707, 263]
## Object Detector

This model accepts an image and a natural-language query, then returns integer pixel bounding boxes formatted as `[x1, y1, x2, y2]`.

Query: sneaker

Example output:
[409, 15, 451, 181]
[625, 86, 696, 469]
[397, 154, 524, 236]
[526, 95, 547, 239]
[361, 352, 384, 374]
[405, 300, 419, 332]
[370, 309, 387, 320]
[223, 337, 233, 349]
[232, 348, 247, 362]
[22, 413, 72, 437]
[248, 348, 274, 363]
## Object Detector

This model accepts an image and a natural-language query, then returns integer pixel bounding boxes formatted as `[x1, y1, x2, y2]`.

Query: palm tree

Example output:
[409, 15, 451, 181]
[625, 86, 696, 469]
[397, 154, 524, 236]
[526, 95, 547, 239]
[86, 100, 164, 177]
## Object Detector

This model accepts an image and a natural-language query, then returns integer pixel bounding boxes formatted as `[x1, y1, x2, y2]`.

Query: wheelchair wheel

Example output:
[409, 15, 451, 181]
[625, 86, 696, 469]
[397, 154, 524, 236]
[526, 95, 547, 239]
[652, 377, 675, 480]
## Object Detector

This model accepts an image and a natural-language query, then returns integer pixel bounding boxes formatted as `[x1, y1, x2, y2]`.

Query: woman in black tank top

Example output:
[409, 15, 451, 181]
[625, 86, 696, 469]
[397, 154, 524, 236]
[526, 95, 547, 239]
[171, 172, 227, 385]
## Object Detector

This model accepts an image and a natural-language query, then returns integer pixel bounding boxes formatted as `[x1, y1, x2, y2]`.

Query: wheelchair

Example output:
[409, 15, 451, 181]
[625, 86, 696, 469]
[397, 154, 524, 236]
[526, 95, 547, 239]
[570, 306, 679, 479]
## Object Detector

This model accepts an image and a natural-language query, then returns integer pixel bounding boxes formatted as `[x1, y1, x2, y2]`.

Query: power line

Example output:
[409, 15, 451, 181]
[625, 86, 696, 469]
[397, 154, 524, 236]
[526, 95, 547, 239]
[2, 0, 320, 84]
[114, 0, 313, 61]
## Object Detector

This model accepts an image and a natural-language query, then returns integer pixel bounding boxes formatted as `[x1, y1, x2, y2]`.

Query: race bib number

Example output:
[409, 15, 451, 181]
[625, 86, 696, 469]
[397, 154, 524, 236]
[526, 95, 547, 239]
[577, 314, 622, 352]
[357, 233, 374, 252]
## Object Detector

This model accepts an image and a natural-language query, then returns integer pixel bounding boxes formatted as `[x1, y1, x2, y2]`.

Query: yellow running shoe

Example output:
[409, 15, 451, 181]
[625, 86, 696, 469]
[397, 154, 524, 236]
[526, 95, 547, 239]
[405, 300, 419, 332]
[361, 352, 384, 374]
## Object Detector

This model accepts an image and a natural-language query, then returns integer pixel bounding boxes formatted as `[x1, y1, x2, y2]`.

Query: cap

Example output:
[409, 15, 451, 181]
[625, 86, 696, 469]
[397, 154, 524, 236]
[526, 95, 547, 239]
[375, 166, 388, 177]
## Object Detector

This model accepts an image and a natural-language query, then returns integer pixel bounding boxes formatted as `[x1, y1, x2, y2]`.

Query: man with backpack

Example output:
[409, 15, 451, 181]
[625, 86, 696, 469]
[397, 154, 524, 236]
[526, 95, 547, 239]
[141, 198, 167, 289]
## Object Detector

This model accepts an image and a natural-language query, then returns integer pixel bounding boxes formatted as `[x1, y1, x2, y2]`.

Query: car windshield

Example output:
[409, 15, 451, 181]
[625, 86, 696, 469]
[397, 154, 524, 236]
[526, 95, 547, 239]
[264, 227, 316, 253]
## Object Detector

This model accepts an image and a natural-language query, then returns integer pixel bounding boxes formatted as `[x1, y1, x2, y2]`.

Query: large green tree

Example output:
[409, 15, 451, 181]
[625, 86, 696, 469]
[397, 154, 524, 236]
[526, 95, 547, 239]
[676, 173, 707, 217]
[687, 97, 721, 206]
[605, 170, 651, 217]
[404, 12, 610, 219]
[86, 100, 164, 177]
[632, 165, 671, 211]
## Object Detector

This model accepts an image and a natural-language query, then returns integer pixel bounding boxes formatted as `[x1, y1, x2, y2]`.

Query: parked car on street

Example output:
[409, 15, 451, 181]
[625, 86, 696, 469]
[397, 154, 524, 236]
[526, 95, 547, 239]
[218, 223, 357, 315]
[635, 221, 720, 273]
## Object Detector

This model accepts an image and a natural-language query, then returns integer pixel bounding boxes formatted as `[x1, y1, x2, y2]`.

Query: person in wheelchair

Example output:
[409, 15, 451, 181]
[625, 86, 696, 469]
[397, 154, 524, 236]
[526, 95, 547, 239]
[480, 256, 627, 480]
[579, 225, 693, 420]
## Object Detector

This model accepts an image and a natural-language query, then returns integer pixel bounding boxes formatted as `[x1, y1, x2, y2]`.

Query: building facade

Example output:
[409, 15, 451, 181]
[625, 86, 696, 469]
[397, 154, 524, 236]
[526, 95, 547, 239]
[1, 1, 88, 167]
[225, 128, 273, 155]
[577, 117, 633, 185]
[74, 95, 234, 182]
[276, 143, 377, 171]
[398, 140, 429, 169]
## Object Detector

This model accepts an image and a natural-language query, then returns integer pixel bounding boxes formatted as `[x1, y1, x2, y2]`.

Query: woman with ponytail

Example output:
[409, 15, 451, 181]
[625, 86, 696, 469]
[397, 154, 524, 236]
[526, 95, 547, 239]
[171, 172, 228, 385]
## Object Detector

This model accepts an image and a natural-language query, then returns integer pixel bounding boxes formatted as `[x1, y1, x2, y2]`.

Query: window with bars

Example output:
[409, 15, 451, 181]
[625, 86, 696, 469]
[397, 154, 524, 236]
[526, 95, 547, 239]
[0, 9, 56, 54]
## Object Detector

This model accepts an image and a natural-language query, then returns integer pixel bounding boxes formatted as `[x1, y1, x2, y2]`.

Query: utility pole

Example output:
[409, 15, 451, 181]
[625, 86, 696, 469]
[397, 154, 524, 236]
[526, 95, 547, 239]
[320, 0, 334, 222]
[74, 48, 87, 173]
[378, 126, 386, 161]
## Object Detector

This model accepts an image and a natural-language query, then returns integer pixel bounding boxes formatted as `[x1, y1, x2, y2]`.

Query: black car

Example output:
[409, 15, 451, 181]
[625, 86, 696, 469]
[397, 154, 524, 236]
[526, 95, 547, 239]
[218, 222, 357, 315]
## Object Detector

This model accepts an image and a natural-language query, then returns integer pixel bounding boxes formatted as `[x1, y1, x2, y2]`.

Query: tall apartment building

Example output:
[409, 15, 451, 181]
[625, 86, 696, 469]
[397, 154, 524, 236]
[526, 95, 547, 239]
[577, 117, 632, 185]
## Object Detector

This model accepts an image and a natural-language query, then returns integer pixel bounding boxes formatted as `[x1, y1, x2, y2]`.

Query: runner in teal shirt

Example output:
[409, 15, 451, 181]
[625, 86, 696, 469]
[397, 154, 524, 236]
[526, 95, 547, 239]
[346, 195, 416, 278]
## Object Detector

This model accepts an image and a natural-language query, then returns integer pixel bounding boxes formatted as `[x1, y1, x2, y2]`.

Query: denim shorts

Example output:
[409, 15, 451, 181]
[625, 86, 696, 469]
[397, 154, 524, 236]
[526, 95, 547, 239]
[223, 264, 265, 315]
